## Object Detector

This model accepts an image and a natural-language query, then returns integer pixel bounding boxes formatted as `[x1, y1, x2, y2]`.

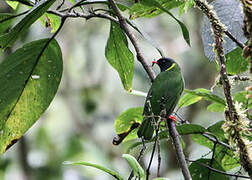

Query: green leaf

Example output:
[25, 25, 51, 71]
[64, 161, 123, 180]
[179, 0, 194, 15]
[122, 154, 145, 179]
[114, 107, 143, 142]
[141, 0, 190, 45]
[234, 91, 252, 109]
[154, 178, 170, 180]
[105, 22, 134, 91]
[0, 39, 63, 154]
[39, 13, 61, 33]
[5, 1, 19, 10]
[189, 159, 229, 180]
[191, 134, 214, 149]
[207, 121, 225, 140]
[226, 47, 249, 75]
[115, 107, 143, 134]
[207, 103, 226, 112]
[184, 88, 226, 105]
[0, 0, 57, 49]
[0, 13, 13, 35]
[176, 124, 206, 135]
[178, 92, 204, 108]
[129, 0, 183, 19]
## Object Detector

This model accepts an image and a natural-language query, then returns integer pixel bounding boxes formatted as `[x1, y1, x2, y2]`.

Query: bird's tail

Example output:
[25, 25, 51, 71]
[137, 118, 154, 140]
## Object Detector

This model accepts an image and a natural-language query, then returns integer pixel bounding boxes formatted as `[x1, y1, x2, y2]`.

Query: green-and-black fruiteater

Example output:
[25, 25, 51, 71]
[137, 58, 184, 140]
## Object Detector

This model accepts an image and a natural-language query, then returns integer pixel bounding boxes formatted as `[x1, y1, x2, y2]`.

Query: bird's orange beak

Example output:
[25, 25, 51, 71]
[152, 61, 158, 66]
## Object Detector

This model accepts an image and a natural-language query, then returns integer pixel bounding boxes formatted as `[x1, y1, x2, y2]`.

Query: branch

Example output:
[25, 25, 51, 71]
[166, 119, 192, 180]
[194, 0, 252, 177]
[108, 0, 155, 82]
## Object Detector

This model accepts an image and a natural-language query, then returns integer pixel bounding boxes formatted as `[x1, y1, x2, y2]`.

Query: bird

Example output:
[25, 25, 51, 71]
[137, 57, 184, 140]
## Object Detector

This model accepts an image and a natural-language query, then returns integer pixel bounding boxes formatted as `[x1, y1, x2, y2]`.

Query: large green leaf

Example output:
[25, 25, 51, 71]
[122, 154, 145, 179]
[0, 39, 63, 154]
[64, 161, 123, 180]
[0, 0, 56, 49]
[189, 159, 229, 180]
[105, 21, 134, 91]
[226, 46, 249, 75]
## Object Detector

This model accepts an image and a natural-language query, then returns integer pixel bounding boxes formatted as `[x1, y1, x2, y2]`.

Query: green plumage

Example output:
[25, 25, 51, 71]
[137, 58, 184, 140]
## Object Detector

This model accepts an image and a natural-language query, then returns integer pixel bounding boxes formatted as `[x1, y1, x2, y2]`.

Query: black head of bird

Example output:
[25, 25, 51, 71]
[152, 58, 176, 72]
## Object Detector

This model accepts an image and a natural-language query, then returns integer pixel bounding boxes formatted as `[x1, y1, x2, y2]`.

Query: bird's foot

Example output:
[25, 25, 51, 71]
[168, 115, 177, 122]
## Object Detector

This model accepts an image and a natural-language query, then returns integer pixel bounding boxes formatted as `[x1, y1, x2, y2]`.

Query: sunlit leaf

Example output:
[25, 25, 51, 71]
[207, 103, 226, 112]
[0, 39, 62, 154]
[179, 88, 226, 108]
[5, 1, 19, 10]
[0, 0, 57, 49]
[64, 161, 123, 180]
[40, 13, 61, 33]
[105, 21, 134, 91]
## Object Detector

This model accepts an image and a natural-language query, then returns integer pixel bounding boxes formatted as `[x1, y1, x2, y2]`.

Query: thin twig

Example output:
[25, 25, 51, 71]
[156, 124, 161, 177]
[224, 30, 245, 49]
[187, 159, 251, 179]
[207, 142, 217, 180]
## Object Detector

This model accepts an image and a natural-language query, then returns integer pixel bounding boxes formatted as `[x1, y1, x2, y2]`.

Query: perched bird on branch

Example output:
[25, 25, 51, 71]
[137, 58, 184, 140]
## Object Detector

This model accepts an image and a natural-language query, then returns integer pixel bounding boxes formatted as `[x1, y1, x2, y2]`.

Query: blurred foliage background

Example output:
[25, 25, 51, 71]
[1, 1, 240, 179]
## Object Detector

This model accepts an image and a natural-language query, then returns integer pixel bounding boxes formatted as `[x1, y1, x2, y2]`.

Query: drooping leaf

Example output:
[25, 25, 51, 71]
[40, 13, 61, 33]
[0, 39, 63, 154]
[226, 47, 249, 75]
[122, 154, 145, 179]
[105, 21, 134, 92]
[129, 0, 183, 19]
[0, 0, 57, 49]
[207, 103, 226, 112]
[140, 0, 190, 45]
[189, 159, 229, 180]
[176, 124, 206, 135]
[64, 161, 123, 180]
[201, 0, 246, 61]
